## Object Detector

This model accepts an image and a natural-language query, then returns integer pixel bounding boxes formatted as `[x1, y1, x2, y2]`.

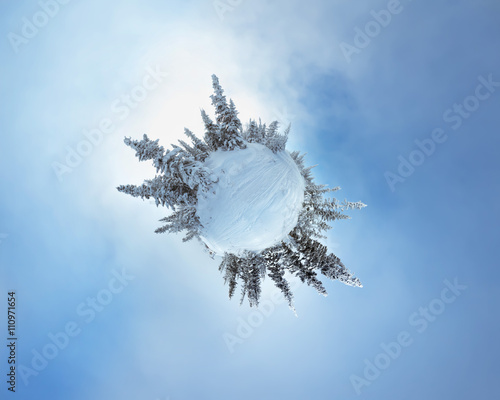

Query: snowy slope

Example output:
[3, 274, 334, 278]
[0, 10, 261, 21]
[196, 142, 305, 255]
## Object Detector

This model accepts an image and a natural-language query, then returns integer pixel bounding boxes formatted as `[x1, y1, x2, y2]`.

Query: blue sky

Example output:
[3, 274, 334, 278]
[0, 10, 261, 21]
[1, 0, 499, 399]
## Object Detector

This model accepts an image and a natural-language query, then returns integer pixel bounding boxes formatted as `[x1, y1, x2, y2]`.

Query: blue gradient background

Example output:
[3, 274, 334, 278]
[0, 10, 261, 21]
[1, 1, 499, 399]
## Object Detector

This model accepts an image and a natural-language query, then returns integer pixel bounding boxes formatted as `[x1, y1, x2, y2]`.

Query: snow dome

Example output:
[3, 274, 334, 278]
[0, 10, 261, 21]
[197, 142, 305, 255]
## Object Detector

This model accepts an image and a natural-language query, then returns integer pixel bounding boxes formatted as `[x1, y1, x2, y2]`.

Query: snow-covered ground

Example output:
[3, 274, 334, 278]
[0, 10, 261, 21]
[197, 142, 305, 255]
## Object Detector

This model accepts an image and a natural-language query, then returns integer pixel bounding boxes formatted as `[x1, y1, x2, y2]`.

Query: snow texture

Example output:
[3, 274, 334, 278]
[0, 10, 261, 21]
[197, 142, 305, 255]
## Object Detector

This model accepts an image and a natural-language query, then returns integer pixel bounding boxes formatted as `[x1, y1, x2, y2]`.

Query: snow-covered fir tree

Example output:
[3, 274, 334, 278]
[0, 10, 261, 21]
[118, 74, 366, 310]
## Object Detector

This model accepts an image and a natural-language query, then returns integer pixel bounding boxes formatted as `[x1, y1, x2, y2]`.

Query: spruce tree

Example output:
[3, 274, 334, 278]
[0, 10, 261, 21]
[210, 75, 246, 151]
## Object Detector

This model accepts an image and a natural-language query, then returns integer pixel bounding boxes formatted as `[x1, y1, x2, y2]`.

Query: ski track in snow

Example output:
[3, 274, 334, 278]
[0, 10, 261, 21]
[196, 142, 305, 255]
